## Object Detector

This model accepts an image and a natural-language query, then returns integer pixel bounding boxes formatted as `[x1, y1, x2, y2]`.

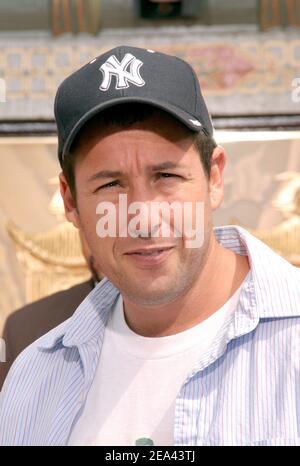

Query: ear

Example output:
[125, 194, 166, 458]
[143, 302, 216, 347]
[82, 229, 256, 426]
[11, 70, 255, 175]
[209, 146, 226, 211]
[59, 172, 80, 228]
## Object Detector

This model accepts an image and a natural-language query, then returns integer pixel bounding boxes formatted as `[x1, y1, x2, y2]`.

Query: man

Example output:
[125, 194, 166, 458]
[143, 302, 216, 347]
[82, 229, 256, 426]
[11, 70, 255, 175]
[0, 231, 102, 389]
[1, 45, 300, 446]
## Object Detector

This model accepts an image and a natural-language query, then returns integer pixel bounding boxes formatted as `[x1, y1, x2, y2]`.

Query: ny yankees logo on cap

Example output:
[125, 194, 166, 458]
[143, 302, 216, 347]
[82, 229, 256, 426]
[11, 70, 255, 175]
[55, 45, 214, 164]
[99, 53, 145, 91]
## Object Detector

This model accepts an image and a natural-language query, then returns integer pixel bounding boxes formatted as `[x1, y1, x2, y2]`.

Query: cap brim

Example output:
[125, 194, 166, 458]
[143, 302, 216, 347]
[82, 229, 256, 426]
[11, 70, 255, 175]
[61, 96, 204, 160]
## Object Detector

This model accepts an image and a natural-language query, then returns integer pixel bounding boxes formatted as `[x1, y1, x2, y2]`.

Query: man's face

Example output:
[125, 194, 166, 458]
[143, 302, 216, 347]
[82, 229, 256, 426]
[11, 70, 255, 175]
[60, 113, 225, 307]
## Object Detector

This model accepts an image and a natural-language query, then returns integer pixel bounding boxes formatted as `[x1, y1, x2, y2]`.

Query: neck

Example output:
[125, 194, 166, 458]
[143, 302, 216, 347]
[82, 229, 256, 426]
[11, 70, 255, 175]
[122, 235, 250, 337]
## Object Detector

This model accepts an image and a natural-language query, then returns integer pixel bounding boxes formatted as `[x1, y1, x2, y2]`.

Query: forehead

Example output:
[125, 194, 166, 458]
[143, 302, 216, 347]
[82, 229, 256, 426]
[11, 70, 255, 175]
[74, 111, 196, 164]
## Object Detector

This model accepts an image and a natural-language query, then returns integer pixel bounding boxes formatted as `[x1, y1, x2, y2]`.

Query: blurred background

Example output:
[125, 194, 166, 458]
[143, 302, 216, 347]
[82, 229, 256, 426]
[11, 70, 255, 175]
[0, 0, 300, 332]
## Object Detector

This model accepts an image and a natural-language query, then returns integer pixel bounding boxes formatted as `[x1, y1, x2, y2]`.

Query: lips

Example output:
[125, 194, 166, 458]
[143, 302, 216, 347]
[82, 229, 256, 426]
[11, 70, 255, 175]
[124, 246, 175, 266]
[131, 250, 165, 256]
[125, 246, 174, 256]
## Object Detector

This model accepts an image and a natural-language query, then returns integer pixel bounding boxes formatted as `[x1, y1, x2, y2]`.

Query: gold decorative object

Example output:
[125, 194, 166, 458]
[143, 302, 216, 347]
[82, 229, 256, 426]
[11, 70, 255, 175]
[48, 177, 67, 220]
[272, 171, 300, 217]
[231, 171, 300, 267]
[247, 217, 300, 267]
[6, 220, 91, 304]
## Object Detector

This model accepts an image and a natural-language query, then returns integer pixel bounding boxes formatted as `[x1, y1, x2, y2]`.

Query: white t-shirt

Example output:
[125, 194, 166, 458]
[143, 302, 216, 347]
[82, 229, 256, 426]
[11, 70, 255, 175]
[68, 284, 243, 446]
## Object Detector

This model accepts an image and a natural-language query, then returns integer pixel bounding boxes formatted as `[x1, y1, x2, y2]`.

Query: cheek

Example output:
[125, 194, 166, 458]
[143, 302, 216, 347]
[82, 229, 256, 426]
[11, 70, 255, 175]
[76, 198, 105, 252]
[181, 196, 211, 249]
[85, 233, 118, 277]
[93, 238, 115, 262]
[180, 175, 208, 198]
[77, 193, 99, 226]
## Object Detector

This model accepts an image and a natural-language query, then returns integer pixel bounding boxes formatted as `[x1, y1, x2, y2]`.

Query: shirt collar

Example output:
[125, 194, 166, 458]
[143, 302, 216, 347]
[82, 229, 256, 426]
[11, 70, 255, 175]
[215, 225, 300, 320]
[37, 277, 120, 350]
[38, 225, 300, 351]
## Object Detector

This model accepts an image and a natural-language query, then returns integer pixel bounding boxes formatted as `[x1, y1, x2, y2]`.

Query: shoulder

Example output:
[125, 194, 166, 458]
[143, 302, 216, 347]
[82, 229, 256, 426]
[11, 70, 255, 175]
[1, 278, 109, 396]
[0, 332, 81, 445]
[0, 280, 93, 390]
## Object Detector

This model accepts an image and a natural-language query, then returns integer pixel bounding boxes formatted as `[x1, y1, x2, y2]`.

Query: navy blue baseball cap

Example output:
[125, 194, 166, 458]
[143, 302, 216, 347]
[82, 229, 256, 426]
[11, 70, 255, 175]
[54, 45, 214, 166]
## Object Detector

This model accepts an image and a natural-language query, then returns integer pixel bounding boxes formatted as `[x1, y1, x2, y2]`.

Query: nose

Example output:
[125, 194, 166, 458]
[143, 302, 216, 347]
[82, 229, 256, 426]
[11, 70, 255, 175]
[128, 201, 161, 238]
[126, 181, 161, 239]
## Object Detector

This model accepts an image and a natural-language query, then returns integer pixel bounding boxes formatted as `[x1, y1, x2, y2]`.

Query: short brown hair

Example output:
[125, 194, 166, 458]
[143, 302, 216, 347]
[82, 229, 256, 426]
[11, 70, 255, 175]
[62, 104, 216, 201]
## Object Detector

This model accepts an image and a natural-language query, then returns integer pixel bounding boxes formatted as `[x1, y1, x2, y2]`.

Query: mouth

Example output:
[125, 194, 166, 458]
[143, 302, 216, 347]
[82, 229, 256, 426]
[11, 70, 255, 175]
[124, 246, 175, 266]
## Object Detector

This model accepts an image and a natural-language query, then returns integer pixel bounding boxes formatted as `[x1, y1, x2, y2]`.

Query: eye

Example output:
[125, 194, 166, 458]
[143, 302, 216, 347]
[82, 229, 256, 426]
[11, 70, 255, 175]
[157, 172, 182, 179]
[96, 180, 120, 191]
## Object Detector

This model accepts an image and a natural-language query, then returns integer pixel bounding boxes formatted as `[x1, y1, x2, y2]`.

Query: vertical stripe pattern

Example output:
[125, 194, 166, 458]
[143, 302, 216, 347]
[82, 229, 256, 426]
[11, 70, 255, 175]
[0, 226, 300, 445]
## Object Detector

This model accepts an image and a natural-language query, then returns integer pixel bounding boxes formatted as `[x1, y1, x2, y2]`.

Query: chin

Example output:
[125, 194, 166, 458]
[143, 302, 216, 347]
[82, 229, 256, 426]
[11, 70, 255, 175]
[125, 284, 179, 307]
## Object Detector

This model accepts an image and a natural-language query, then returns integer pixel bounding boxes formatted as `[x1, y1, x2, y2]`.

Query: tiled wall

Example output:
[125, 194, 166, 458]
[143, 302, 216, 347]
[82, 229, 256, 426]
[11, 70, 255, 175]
[0, 27, 299, 120]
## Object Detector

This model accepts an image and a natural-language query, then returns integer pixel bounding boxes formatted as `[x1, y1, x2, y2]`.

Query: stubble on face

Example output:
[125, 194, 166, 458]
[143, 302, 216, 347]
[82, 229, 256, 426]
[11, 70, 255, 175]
[74, 113, 215, 308]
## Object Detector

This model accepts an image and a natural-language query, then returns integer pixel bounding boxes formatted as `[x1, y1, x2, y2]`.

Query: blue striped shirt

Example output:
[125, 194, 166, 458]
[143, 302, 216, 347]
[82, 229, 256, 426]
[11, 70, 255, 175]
[1, 225, 300, 446]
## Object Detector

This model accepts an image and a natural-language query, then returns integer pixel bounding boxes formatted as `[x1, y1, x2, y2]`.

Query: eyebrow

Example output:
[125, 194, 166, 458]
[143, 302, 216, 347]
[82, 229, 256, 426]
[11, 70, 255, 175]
[87, 162, 181, 182]
[87, 170, 123, 182]
[148, 161, 180, 172]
